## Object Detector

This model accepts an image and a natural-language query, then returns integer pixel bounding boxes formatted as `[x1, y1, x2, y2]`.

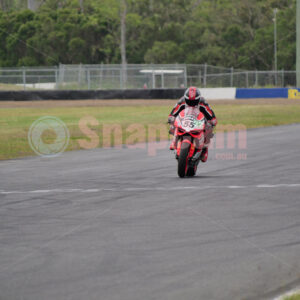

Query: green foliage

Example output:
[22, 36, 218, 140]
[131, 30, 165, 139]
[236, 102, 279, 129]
[283, 294, 300, 300]
[0, 0, 296, 69]
[144, 41, 184, 63]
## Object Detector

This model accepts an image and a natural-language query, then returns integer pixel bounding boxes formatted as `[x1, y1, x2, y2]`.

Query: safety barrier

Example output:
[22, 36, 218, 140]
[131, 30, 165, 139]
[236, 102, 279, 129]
[0, 88, 299, 101]
[236, 88, 300, 99]
[0, 89, 185, 101]
[199, 88, 236, 100]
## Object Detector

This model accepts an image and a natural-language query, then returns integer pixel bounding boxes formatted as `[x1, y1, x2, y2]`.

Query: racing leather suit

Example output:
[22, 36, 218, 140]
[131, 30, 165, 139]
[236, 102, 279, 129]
[168, 97, 217, 159]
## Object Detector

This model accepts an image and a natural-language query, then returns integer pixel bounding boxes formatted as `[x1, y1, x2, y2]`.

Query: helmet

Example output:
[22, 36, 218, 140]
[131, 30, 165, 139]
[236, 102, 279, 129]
[184, 87, 201, 106]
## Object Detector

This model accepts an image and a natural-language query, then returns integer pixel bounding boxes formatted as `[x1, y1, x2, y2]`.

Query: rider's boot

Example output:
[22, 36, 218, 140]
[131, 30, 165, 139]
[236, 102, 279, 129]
[169, 135, 178, 150]
[169, 141, 176, 150]
[200, 147, 208, 162]
[192, 149, 202, 162]
[170, 139, 176, 150]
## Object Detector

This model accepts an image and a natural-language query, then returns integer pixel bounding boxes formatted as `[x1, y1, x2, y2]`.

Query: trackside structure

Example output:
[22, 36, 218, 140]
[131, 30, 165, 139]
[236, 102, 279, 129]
[0, 64, 298, 91]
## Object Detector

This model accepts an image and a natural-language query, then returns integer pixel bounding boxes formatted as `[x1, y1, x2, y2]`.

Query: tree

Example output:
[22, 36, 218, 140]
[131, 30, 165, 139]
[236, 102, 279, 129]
[0, 0, 296, 69]
[144, 41, 184, 63]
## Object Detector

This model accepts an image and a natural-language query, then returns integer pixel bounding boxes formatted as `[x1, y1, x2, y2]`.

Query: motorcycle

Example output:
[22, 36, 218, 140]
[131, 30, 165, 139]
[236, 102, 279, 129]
[172, 106, 206, 178]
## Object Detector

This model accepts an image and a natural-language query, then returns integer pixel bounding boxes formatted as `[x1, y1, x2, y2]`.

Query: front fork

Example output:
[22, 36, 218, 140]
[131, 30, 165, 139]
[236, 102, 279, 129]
[176, 134, 204, 161]
[176, 137, 195, 158]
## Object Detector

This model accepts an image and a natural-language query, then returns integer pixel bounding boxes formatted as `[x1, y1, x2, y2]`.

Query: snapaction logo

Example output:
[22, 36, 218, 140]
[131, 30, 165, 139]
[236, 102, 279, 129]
[28, 116, 70, 157]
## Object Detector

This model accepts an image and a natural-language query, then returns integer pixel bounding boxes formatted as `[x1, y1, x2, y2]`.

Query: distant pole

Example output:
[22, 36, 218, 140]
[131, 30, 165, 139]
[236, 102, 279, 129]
[150, 0, 153, 11]
[297, 0, 300, 87]
[120, 0, 127, 89]
[273, 9, 278, 71]
[27, 0, 36, 10]
[79, 0, 84, 12]
[273, 8, 278, 86]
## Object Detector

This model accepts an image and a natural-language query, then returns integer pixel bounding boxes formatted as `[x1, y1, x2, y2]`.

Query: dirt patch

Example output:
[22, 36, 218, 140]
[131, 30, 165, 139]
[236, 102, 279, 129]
[0, 98, 300, 108]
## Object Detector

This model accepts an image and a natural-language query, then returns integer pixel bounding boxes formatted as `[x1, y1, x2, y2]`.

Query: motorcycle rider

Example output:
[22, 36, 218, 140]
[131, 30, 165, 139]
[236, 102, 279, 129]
[168, 86, 217, 163]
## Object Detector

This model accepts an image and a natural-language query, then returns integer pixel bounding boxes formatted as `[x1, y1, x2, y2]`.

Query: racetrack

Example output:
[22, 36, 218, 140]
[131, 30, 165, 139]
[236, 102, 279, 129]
[0, 124, 300, 300]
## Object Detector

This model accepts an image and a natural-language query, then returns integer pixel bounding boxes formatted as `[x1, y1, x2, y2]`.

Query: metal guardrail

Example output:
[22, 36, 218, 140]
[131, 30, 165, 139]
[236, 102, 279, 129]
[0, 64, 296, 90]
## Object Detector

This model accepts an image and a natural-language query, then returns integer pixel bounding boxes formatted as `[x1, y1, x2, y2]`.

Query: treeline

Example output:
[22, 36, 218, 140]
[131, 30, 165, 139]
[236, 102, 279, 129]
[0, 0, 296, 69]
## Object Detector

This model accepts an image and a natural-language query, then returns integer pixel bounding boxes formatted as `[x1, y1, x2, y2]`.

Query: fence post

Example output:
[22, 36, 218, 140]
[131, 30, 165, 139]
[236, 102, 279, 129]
[120, 67, 123, 89]
[255, 70, 258, 87]
[121, 63, 127, 89]
[230, 67, 234, 87]
[152, 65, 155, 89]
[78, 64, 82, 89]
[22, 67, 26, 90]
[203, 63, 207, 87]
[100, 63, 103, 89]
[59, 64, 65, 88]
[275, 70, 278, 87]
[246, 72, 249, 88]
[184, 64, 188, 88]
[282, 69, 284, 87]
[161, 68, 165, 89]
[55, 66, 58, 89]
[87, 68, 91, 90]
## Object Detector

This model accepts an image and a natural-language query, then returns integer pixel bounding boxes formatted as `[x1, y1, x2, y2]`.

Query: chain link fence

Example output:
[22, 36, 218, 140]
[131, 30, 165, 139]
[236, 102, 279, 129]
[0, 64, 297, 90]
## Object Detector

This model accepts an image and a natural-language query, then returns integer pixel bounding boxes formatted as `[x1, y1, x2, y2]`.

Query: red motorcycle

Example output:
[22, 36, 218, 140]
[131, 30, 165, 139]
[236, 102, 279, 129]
[173, 106, 206, 178]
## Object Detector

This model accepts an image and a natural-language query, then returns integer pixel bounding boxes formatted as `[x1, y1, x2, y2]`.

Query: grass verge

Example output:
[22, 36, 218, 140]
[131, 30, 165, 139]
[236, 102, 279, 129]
[0, 99, 300, 160]
[0, 83, 24, 91]
[283, 294, 300, 300]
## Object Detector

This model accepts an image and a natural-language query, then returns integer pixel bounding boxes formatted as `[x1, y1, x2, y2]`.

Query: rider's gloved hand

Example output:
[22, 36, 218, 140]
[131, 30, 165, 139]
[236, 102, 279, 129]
[205, 121, 215, 139]
[208, 119, 217, 127]
[169, 126, 175, 135]
[168, 116, 175, 124]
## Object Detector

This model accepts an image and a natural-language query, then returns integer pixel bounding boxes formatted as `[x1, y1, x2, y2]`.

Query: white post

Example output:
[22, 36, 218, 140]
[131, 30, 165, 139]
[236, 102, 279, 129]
[99, 63, 103, 89]
[152, 71, 156, 89]
[78, 64, 82, 88]
[22, 67, 26, 91]
[87, 69, 91, 90]
[184, 65, 188, 88]
[255, 70, 258, 86]
[59, 64, 65, 88]
[230, 67, 234, 87]
[203, 63, 207, 87]
[55, 66, 58, 89]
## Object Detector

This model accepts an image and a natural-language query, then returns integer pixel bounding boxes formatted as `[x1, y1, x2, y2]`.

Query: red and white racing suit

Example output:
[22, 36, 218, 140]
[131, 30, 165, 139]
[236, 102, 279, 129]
[168, 97, 217, 158]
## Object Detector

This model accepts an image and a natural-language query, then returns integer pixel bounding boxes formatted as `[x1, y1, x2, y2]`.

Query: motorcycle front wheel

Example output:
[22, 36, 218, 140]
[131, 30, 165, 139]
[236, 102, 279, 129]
[186, 166, 196, 177]
[177, 142, 190, 178]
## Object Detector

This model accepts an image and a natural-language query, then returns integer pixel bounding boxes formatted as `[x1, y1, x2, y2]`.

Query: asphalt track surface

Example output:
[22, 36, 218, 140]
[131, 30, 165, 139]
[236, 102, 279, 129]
[0, 124, 300, 300]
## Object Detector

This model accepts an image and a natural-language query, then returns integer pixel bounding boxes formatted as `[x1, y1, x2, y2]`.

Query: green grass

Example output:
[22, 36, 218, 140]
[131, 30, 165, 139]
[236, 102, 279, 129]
[0, 83, 24, 90]
[1, 102, 300, 160]
[214, 104, 300, 128]
[283, 294, 300, 300]
[0, 106, 169, 160]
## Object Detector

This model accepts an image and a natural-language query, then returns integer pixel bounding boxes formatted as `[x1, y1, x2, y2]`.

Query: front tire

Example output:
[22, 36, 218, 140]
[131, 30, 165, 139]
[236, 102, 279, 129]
[178, 143, 190, 178]
[186, 166, 196, 177]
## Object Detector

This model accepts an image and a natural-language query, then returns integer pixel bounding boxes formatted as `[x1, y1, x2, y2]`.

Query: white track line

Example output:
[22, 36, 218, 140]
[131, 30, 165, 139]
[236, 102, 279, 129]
[0, 184, 300, 195]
